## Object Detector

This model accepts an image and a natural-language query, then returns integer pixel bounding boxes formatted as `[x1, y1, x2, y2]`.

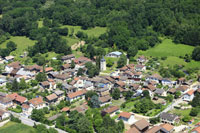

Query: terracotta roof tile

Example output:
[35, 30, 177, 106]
[29, 97, 44, 106]
[160, 123, 174, 132]
[192, 126, 200, 133]
[46, 94, 58, 101]
[119, 112, 132, 119]
[67, 90, 87, 99]
[61, 107, 70, 112]
[131, 119, 150, 131]
[186, 89, 195, 95]
[102, 106, 119, 114]
[126, 127, 140, 133]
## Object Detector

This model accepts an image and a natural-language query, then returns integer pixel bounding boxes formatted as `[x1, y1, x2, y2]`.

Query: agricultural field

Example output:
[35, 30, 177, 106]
[137, 39, 200, 68]
[0, 121, 36, 133]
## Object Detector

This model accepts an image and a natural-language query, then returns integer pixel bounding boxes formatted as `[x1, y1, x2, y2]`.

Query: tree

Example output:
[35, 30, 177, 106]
[106, 58, 114, 67]
[71, 60, 75, 69]
[142, 90, 150, 99]
[123, 91, 133, 100]
[117, 54, 127, 68]
[36, 72, 47, 82]
[31, 109, 45, 122]
[77, 68, 84, 76]
[150, 117, 160, 124]
[112, 88, 120, 100]
[166, 94, 173, 102]
[127, 46, 138, 58]
[190, 107, 199, 116]
[174, 91, 181, 99]
[6, 41, 17, 52]
[117, 120, 124, 132]
[77, 116, 93, 133]
[19, 78, 27, 90]
[88, 95, 100, 108]
[192, 46, 200, 61]
[85, 91, 98, 101]
[11, 79, 19, 92]
[191, 93, 200, 107]
[182, 116, 191, 122]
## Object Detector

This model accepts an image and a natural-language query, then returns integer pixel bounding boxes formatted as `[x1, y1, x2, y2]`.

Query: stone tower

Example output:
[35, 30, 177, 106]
[100, 57, 106, 71]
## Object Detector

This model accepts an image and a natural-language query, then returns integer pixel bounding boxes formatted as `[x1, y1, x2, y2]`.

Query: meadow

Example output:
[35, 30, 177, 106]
[137, 39, 200, 68]
[0, 122, 36, 133]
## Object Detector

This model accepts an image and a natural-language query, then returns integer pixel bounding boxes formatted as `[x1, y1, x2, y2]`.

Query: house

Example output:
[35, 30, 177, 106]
[46, 94, 58, 104]
[177, 78, 186, 85]
[40, 81, 50, 89]
[5, 61, 21, 74]
[154, 89, 166, 96]
[99, 95, 112, 106]
[5, 55, 14, 62]
[137, 55, 146, 64]
[61, 54, 75, 63]
[61, 107, 70, 113]
[183, 89, 195, 101]
[66, 90, 87, 102]
[145, 126, 162, 133]
[160, 112, 179, 125]
[135, 65, 146, 72]
[160, 123, 174, 133]
[177, 85, 189, 93]
[118, 112, 135, 124]
[146, 74, 162, 83]
[24, 64, 42, 73]
[28, 97, 46, 109]
[130, 119, 150, 132]
[101, 106, 119, 116]
[114, 81, 126, 88]
[71, 104, 88, 113]
[162, 79, 173, 87]
[0, 109, 10, 120]
[106, 51, 122, 58]
[126, 127, 140, 133]
[61, 64, 71, 70]
[167, 88, 177, 94]
[40, 67, 53, 73]
[22, 104, 32, 116]
[54, 90, 65, 101]
[0, 97, 13, 109]
[7, 93, 27, 105]
[191, 126, 200, 133]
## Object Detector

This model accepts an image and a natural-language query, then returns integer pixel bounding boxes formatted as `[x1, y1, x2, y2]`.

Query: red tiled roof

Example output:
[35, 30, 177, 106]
[119, 112, 132, 119]
[40, 67, 53, 72]
[22, 104, 30, 109]
[192, 126, 200, 133]
[160, 123, 174, 132]
[29, 97, 44, 106]
[67, 90, 87, 99]
[103, 106, 119, 114]
[126, 127, 140, 133]
[46, 94, 58, 101]
[7, 93, 27, 104]
[186, 89, 195, 96]
[61, 107, 70, 112]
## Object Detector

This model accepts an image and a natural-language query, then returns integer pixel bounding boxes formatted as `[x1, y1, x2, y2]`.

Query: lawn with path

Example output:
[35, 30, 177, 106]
[0, 121, 36, 133]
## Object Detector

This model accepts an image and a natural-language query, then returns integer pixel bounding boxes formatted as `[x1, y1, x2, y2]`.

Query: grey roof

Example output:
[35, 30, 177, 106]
[16, 68, 35, 77]
[62, 83, 72, 89]
[54, 90, 64, 96]
[160, 112, 178, 121]
[107, 51, 122, 56]
[155, 89, 165, 94]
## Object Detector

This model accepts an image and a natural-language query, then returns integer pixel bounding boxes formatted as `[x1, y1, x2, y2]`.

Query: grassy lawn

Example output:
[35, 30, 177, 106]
[41, 52, 58, 60]
[102, 57, 119, 73]
[0, 121, 36, 133]
[137, 39, 200, 68]
[61, 25, 107, 37]
[0, 14, 2, 18]
[170, 108, 191, 117]
[62, 36, 80, 46]
[138, 39, 194, 57]
[72, 51, 84, 58]
[121, 101, 137, 112]
[37, 20, 43, 28]
[0, 36, 36, 56]
[45, 110, 58, 118]
[111, 99, 125, 107]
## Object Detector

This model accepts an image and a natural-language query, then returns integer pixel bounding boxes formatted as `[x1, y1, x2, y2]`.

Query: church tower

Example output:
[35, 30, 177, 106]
[100, 57, 106, 71]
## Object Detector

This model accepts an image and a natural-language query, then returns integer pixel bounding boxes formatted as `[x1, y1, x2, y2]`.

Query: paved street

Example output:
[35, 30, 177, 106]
[9, 112, 66, 133]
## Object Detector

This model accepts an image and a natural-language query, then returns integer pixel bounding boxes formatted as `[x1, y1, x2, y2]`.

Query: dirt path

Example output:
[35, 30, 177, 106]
[71, 41, 85, 50]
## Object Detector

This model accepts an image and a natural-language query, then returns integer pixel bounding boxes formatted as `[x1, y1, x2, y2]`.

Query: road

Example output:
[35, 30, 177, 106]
[9, 111, 66, 133]
[154, 82, 200, 118]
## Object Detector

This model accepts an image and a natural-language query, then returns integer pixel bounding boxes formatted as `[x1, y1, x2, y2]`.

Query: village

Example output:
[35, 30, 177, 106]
[0, 51, 199, 133]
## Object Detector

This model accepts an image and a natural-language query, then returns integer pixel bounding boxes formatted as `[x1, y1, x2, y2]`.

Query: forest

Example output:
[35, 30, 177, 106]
[0, 0, 199, 60]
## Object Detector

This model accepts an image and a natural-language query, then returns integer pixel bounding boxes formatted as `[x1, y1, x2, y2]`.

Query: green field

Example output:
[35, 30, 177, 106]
[62, 36, 79, 46]
[137, 39, 200, 68]
[38, 20, 43, 28]
[0, 36, 36, 55]
[61, 25, 107, 37]
[138, 39, 194, 57]
[0, 122, 36, 133]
